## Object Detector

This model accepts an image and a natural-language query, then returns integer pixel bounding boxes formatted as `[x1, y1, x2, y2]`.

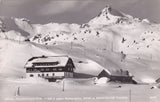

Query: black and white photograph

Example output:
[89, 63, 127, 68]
[0, 0, 160, 102]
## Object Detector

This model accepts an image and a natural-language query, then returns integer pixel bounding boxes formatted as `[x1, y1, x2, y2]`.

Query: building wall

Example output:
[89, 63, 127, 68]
[64, 72, 73, 78]
[110, 76, 133, 82]
[26, 72, 73, 78]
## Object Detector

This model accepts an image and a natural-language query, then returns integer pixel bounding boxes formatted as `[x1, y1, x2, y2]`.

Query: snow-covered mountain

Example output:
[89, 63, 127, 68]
[0, 18, 26, 41]
[89, 5, 130, 25]
[1, 5, 160, 83]
[14, 5, 160, 59]
[14, 18, 35, 36]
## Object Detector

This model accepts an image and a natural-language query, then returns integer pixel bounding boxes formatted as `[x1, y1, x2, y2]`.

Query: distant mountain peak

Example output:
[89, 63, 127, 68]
[14, 17, 34, 36]
[88, 5, 151, 26]
[98, 5, 111, 16]
[97, 5, 124, 17]
[88, 5, 126, 25]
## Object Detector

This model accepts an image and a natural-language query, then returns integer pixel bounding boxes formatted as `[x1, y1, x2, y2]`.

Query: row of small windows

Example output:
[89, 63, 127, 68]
[27, 68, 62, 72]
[27, 67, 73, 72]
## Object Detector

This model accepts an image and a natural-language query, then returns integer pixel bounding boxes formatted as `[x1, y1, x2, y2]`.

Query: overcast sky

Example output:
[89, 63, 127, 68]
[0, 0, 160, 24]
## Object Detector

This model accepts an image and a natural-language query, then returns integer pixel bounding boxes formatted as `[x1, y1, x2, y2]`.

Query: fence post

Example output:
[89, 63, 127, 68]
[16, 87, 20, 96]
[62, 79, 65, 92]
[129, 89, 131, 102]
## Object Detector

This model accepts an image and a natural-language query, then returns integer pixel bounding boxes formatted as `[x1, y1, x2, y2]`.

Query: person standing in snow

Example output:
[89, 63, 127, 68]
[121, 51, 126, 62]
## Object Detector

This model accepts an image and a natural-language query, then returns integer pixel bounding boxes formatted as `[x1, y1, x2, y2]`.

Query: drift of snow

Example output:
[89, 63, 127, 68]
[0, 30, 26, 41]
[141, 77, 156, 84]
[21, 77, 48, 83]
[94, 77, 109, 85]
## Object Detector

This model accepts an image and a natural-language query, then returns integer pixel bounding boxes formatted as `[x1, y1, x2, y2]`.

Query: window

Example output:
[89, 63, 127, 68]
[58, 68, 62, 71]
[29, 68, 33, 71]
[46, 74, 49, 76]
[42, 74, 44, 77]
[30, 74, 34, 77]
[52, 68, 56, 71]
[38, 74, 41, 77]
[52, 73, 54, 76]
[46, 68, 49, 71]
[40, 68, 44, 71]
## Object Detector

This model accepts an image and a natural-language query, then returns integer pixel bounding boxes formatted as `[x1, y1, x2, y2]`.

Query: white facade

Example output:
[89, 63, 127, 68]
[26, 72, 73, 78]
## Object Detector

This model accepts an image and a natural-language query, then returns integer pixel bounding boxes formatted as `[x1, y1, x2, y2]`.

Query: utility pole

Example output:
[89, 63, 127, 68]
[62, 79, 65, 92]
[83, 46, 86, 56]
[129, 89, 131, 102]
[111, 34, 114, 52]
[71, 41, 73, 49]
[150, 54, 152, 60]
[16, 87, 20, 96]
[111, 41, 113, 52]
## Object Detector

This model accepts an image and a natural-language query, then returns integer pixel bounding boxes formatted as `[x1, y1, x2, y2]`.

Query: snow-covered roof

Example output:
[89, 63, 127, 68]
[110, 70, 131, 77]
[25, 55, 70, 68]
[99, 69, 132, 77]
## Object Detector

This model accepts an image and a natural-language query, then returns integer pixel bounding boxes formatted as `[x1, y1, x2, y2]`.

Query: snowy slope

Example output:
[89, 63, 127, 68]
[18, 6, 160, 62]
[0, 39, 105, 79]
[0, 30, 26, 41]
[0, 5, 160, 82]
[14, 5, 159, 54]
[0, 39, 56, 78]
[1, 5, 160, 102]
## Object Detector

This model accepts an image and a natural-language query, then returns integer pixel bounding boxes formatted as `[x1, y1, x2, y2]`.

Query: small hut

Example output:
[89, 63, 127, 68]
[98, 69, 137, 84]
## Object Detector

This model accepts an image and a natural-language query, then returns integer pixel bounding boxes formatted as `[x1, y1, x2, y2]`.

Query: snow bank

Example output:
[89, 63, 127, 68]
[94, 77, 109, 85]
[21, 77, 48, 83]
[0, 30, 26, 41]
[75, 59, 104, 76]
[5, 77, 48, 84]
[141, 77, 156, 84]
